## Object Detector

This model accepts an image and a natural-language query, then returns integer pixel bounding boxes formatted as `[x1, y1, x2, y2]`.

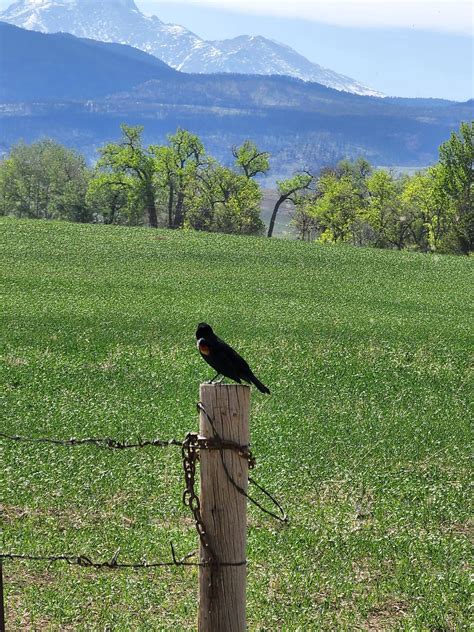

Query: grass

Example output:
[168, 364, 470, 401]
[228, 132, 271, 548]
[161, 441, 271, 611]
[0, 217, 472, 630]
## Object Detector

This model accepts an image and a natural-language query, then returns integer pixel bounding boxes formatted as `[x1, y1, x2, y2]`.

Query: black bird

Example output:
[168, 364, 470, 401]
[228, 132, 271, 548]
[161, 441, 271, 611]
[196, 322, 270, 394]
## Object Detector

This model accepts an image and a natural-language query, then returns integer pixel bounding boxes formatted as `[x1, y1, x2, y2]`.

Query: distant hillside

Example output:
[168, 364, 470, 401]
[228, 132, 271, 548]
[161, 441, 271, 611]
[0, 23, 472, 175]
[0, 21, 177, 100]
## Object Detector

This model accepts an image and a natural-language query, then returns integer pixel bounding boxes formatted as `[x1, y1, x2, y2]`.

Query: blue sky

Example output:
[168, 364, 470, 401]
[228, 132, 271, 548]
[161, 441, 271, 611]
[137, 0, 473, 101]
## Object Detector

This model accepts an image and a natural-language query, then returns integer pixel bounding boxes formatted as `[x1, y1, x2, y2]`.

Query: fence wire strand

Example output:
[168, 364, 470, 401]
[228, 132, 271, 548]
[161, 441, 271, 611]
[0, 545, 245, 569]
[0, 546, 194, 569]
[0, 432, 182, 450]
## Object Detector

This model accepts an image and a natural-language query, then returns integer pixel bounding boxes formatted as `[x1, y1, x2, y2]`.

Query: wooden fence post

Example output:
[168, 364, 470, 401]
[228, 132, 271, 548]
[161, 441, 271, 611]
[198, 383, 249, 632]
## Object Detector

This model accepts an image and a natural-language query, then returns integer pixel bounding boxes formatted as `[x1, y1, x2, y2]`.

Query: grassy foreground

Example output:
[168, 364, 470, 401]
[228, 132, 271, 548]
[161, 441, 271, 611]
[0, 218, 472, 630]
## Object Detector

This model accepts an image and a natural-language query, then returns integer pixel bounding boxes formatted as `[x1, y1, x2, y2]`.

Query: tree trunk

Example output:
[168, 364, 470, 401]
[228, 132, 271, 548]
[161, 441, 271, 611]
[147, 203, 158, 228]
[267, 195, 286, 238]
[167, 184, 174, 229]
[145, 186, 158, 228]
[174, 191, 185, 227]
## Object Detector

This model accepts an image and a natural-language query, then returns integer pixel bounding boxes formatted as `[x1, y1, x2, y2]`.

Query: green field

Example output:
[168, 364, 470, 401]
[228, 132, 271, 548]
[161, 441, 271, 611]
[1, 218, 472, 630]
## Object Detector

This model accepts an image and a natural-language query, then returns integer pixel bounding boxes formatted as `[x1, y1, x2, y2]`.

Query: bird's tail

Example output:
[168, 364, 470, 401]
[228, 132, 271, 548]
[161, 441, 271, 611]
[251, 374, 270, 394]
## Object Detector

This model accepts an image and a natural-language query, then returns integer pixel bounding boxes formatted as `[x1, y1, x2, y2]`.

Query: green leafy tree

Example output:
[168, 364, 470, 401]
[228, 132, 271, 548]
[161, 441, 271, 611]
[232, 140, 270, 179]
[153, 129, 205, 228]
[86, 172, 134, 225]
[336, 157, 372, 194]
[267, 172, 313, 238]
[215, 177, 263, 234]
[186, 160, 264, 235]
[363, 170, 409, 249]
[0, 158, 19, 217]
[311, 173, 363, 243]
[96, 125, 159, 227]
[400, 167, 453, 252]
[153, 146, 177, 229]
[437, 122, 473, 253]
[291, 198, 319, 241]
[0, 140, 90, 221]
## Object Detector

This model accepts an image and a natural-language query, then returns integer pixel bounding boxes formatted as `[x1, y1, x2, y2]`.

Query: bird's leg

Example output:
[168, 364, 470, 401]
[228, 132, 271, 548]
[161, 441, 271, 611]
[216, 375, 225, 384]
[207, 372, 221, 384]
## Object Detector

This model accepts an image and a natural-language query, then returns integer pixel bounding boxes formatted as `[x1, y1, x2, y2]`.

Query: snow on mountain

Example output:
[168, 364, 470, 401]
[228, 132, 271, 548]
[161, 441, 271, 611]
[0, 0, 384, 97]
[183, 35, 383, 96]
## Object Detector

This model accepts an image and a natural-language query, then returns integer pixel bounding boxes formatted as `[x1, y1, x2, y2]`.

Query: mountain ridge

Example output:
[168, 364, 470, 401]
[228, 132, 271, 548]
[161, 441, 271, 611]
[0, 0, 384, 96]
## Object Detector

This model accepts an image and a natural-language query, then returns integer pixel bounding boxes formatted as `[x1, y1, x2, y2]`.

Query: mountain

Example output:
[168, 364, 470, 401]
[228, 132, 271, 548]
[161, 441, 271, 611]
[0, 0, 383, 97]
[192, 35, 380, 96]
[1, 23, 471, 178]
[0, 22, 177, 100]
[174, 32, 383, 97]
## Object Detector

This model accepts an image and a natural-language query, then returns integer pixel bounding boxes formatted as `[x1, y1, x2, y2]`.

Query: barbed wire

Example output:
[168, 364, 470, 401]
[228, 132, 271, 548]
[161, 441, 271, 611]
[0, 547, 193, 569]
[0, 544, 246, 569]
[0, 432, 182, 450]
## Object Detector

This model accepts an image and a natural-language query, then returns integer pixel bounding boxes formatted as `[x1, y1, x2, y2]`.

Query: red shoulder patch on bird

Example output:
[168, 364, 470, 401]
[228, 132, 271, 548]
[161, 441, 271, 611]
[197, 339, 210, 356]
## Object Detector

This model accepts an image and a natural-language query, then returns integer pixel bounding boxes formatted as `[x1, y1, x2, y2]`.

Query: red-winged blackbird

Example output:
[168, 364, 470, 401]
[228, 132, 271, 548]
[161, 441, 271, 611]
[196, 322, 270, 394]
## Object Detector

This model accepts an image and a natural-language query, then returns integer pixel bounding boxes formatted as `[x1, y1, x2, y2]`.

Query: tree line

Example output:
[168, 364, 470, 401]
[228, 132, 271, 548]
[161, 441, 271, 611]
[0, 122, 472, 254]
[292, 121, 473, 255]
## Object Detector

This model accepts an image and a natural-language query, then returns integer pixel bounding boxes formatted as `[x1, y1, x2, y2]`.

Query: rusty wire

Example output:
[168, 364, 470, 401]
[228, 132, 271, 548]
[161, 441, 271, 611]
[0, 546, 199, 569]
[0, 546, 246, 570]
[0, 432, 182, 450]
